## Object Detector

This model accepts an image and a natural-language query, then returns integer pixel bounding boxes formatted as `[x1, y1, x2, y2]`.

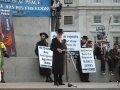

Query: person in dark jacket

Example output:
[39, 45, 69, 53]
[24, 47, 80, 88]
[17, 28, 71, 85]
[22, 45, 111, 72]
[50, 29, 67, 86]
[35, 32, 53, 82]
[76, 36, 90, 82]
[51, 0, 62, 31]
[108, 43, 120, 81]
[95, 42, 114, 75]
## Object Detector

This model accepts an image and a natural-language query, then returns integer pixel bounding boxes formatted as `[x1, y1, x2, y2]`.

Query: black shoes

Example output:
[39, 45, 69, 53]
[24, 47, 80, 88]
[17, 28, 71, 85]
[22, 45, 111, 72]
[49, 76, 53, 82]
[4, 54, 10, 58]
[46, 78, 50, 82]
[59, 82, 65, 85]
[85, 80, 90, 82]
[117, 78, 120, 82]
[54, 82, 59, 86]
[54, 82, 65, 86]
[1, 80, 5, 83]
[46, 76, 53, 82]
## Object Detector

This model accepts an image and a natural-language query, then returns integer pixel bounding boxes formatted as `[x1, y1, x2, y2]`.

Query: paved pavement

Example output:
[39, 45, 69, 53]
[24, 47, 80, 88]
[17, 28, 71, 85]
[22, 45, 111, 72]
[0, 82, 120, 90]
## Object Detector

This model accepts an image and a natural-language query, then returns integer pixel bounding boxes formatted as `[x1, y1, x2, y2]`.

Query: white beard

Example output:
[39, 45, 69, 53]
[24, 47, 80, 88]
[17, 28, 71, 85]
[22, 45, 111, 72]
[57, 35, 63, 43]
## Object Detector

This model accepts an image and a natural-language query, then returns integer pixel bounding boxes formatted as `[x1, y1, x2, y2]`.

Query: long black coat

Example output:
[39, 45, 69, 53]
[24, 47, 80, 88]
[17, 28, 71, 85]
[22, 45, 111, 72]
[50, 38, 67, 75]
[76, 41, 86, 72]
[35, 40, 51, 75]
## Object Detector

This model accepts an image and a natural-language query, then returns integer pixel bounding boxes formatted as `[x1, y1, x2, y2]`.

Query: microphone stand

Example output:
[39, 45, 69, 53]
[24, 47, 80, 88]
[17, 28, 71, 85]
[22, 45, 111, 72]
[63, 50, 78, 88]
[63, 39, 78, 88]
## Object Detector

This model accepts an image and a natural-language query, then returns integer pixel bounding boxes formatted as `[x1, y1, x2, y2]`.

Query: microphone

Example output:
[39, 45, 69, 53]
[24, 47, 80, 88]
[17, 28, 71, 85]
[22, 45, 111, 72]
[68, 83, 77, 88]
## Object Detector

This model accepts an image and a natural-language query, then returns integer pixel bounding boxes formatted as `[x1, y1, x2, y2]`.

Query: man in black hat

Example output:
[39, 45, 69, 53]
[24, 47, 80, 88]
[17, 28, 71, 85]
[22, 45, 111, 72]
[50, 29, 68, 86]
[76, 36, 90, 82]
[35, 32, 53, 82]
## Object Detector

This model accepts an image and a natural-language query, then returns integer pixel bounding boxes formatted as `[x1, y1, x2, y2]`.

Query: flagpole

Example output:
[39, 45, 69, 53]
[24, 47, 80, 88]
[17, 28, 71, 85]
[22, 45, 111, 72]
[107, 15, 112, 36]
[106, 15, 112, 41]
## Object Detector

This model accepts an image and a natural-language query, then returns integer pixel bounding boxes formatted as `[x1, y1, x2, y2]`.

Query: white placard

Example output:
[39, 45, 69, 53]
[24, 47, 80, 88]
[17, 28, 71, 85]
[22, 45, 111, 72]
[38, 46, 53, 68]
[50, 32, 81, 51]
[80, 48, 96, 73]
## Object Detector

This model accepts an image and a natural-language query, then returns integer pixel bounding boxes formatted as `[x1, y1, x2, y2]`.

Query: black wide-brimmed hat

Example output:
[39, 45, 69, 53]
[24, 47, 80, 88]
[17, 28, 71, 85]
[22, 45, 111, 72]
[57, 29, 63, 34]
[81, 36, 88, 40]
[40, 32, 48, 39]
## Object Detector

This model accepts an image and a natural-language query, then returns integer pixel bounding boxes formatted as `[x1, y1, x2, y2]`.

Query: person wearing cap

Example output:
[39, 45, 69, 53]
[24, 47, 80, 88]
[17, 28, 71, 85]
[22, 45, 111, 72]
[0, 32, 10, 83]
[35, 32, 53, 82]
[76, 36, 90, 82]
[51, 0, 62, 31]
[50, 29, 67, 86]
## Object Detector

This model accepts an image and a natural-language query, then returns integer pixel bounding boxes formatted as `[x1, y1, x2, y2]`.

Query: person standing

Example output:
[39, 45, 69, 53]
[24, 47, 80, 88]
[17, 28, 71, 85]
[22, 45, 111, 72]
[50, 29, 67, 86]
[76, 36, 90, 82]
[51, 0, 62, 31]
[35, 32, 53, 82]
[0, 32, 10, 83]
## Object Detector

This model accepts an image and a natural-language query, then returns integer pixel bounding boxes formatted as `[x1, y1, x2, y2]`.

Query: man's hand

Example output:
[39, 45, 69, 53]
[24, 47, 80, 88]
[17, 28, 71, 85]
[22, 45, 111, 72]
[105, 58, 108, 61]
[65, 49, 68, 52]
[57, 48, 62, 53]
[115, 56, 119, 59]
[51, 6, 56, 9]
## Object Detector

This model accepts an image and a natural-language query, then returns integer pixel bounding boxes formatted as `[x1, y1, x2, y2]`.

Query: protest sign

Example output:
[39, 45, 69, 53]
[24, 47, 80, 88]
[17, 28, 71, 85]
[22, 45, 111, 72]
[80, 48, 96, 73]
[38, 46, 53, 68]
[50, 32, 81, 51]
[96, 26, 106, 42]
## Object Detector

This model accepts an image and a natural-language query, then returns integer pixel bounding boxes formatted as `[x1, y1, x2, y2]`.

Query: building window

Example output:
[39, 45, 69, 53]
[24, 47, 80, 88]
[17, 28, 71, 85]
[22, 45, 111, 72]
[64, 0, 73, 4]
[113, 37, 120, 48]
[113, 16, 120, 23]
[94, 16, 101, 23]
[94, 0, 101, 3]
[94, 36, 97, 43]
[113, 0, 120, 3]
[64, 16, 73, 25]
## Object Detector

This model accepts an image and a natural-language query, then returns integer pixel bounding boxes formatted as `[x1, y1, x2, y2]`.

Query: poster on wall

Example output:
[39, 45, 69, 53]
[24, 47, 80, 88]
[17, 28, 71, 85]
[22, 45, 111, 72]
[0, 9, 16, 56]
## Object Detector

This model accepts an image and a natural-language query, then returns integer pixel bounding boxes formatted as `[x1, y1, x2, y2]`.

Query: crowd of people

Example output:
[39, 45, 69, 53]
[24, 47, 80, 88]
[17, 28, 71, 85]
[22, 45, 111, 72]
[95, 42, 120, 81]
[34, 28, 120, 86]
[1, 0, 120, 86]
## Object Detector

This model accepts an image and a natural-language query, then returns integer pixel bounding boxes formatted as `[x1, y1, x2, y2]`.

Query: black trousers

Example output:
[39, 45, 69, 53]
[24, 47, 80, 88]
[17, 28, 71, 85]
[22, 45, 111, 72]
[78, 69, 89, 82]
[54, 74, 63, 84]
[76, 55, 89, 82]
[97, 55, 113, 71]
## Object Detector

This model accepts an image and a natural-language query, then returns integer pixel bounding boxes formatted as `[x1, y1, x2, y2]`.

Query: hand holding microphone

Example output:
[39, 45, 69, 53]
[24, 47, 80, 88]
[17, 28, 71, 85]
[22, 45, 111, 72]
[57, 48, 62, 53]
[62, 49, 68, 52]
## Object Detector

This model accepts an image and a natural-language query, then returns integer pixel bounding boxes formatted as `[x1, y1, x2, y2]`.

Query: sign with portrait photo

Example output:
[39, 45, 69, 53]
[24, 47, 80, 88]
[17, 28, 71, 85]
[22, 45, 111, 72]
[96, 26, 106, 42]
